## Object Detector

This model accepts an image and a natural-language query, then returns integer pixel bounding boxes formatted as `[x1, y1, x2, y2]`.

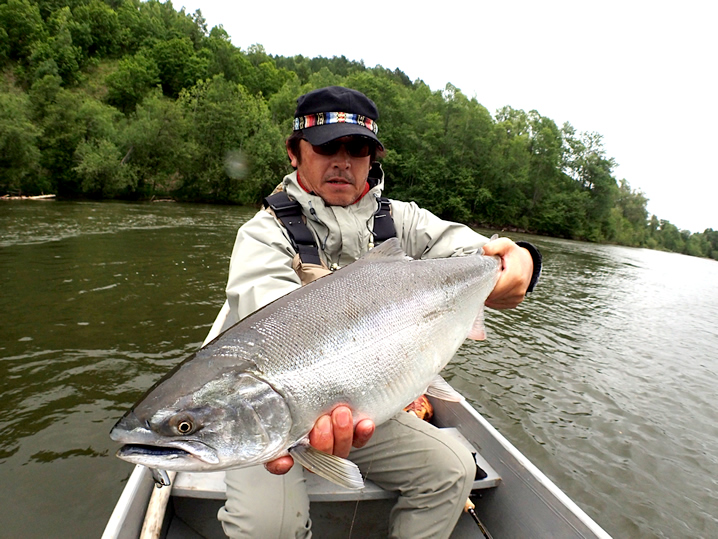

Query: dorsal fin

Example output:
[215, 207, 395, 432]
[360, 237, 408, 262]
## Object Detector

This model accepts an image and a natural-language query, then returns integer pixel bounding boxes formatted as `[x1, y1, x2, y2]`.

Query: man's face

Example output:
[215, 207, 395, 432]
[287, 137, 372, 207]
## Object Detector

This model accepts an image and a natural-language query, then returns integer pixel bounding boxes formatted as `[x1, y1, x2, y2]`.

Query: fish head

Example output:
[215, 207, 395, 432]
[110, 369, 292, 471]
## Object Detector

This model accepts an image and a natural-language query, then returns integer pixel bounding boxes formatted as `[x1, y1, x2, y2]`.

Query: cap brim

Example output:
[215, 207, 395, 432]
[301, 123, 384, 150]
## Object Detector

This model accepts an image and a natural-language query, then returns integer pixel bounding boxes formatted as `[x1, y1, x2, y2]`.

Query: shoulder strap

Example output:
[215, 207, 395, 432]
[372, 196, 397, 244]
[264, 191, 397, 265]
[264, 192, 322, 266]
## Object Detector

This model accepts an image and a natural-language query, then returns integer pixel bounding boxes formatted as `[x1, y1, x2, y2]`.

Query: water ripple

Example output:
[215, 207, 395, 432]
[1, 207, 716, 537]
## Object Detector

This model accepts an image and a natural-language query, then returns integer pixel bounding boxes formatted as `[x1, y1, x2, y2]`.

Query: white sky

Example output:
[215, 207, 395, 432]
[180, 0, 717, 233]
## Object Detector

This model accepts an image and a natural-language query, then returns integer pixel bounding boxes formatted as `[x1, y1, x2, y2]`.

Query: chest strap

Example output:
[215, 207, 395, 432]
[264, 192, 322, 265]
[372, 197, 396, 244]
[264, 191, 396, 265]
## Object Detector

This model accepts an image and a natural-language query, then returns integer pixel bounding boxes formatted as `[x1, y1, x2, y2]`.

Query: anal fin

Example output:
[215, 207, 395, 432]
[467, 305, 487, 341]
[426, 375, 464, 402]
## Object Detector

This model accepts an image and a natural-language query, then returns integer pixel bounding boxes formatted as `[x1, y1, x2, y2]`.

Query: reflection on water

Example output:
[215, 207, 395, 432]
[1, 201, 717, 538]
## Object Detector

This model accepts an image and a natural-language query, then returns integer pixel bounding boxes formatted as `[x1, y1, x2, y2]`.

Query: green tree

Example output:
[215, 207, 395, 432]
[532, 190, 590, 238]
[29, 6, 83, 84]
[0, 0, 46, 63]
[238, 44, 293, 97]
[702, 229, 718, 260]
[266, 74, 302, 125]
[0, 91, 44, 195]
[204, 25, 249, 84]
[655, 220, 685, 252]
[562, 125, 619, 241]
[178, 75, 286, 202]
[611, 179, 648, 245]
[152, 37, 207, 97]
[119, 88, 189, 196]
[105, 50, 160, 113]
[72, 0, 122, 58]
[35, 87, 121, 196]
[493, 107, 572, 232]
[115, 0, 204, 53]
[74, 138, 132, 196]
[489, 107, 532, 227]
[0, 26, 9, 66]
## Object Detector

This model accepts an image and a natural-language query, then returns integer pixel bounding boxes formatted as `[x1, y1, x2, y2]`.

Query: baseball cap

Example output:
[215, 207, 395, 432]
[293, 86, 383, 149]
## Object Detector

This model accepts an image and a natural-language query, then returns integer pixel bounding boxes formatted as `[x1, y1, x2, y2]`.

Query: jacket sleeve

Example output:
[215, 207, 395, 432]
[390, 200, 489, 259]
[203, 210, 301, 345]
[391, 200, 543, 293]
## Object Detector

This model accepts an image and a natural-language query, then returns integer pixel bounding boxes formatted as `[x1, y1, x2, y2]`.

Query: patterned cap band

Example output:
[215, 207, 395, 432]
[293, 112, 378, 135]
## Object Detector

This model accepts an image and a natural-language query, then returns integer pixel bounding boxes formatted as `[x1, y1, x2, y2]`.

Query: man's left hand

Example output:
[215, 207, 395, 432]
[483, 238, 533, 309]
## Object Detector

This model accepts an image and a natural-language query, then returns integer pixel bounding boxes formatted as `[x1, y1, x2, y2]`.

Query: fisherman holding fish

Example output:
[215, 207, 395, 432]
[110, 86, 542, 537]
[200, 86, 541, 538]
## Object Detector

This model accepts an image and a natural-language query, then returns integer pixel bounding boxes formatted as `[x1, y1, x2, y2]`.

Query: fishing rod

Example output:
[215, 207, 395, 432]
[464, 497, 493, 539]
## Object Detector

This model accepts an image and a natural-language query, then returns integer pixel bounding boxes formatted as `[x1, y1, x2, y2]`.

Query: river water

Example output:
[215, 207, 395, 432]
[0, 200, 716, 538]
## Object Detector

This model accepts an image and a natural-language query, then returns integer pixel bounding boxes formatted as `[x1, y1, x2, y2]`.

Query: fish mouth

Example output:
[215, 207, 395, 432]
[115, 440, 220, 466]
[117, 443, 191, 460]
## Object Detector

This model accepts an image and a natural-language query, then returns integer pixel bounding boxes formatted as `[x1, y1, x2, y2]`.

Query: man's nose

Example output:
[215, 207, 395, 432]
[331, 146, 352, 167]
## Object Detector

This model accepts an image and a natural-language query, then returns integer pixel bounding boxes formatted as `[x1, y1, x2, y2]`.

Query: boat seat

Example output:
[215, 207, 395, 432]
[171, 428, 500, 502]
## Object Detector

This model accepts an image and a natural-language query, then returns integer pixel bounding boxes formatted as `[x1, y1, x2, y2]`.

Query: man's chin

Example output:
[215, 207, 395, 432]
[320, 188, 360, 206]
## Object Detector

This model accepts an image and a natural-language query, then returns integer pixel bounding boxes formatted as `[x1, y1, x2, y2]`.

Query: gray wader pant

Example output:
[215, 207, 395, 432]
[217, 411, 475, 539]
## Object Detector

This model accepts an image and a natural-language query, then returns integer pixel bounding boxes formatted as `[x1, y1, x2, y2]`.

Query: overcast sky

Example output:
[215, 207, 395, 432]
[179, 0, 716, 233]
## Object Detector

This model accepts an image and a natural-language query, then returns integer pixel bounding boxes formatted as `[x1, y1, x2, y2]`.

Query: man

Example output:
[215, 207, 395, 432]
[204, 86, 541, 538]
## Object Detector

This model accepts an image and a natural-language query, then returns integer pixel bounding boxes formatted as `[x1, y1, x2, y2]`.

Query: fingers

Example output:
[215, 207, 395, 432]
[480, 237, 511, 258]
[353, 419, 375, 449]
[331, 406, 354, 458]
[307, 406, 376, 459]
[264, 455, 294, 475]
[483, 238, 533, 310]
[308, 414, 334, 454]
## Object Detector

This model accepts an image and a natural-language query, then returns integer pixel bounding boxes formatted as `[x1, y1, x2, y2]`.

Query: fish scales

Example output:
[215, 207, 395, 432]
[200, 248, 496, 437]
[110, 239, 501, 482]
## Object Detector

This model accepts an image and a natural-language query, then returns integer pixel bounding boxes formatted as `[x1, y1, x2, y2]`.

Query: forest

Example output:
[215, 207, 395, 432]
[1, 0, 716, 259]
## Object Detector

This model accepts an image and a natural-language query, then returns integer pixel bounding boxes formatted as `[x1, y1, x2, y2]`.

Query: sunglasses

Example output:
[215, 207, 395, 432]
[311, 138, 374, 158]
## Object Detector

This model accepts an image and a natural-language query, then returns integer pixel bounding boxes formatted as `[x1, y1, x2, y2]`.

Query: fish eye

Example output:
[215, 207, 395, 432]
[169, 414, 196, 435]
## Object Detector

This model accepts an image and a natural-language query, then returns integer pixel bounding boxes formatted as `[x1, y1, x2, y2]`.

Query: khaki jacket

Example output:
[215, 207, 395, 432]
[203, 167, 489, 344]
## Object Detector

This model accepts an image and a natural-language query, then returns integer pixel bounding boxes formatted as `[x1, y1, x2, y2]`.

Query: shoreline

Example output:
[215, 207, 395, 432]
[1, 194, 56, 201]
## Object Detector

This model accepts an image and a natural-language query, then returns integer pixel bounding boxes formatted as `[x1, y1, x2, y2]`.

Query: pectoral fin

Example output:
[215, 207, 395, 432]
[289, 443, 364, 490]
[426, 375, 464, 402]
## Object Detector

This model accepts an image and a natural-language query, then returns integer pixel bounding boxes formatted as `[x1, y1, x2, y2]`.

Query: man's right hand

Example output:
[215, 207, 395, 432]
[264, 406, 375, 475]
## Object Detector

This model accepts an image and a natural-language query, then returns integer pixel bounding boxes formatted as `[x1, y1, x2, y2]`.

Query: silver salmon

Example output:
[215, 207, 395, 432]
[110, 238, 500, 488]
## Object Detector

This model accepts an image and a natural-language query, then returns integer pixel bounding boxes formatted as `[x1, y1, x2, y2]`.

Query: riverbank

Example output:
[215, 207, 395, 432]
[1, 194, 56, 200]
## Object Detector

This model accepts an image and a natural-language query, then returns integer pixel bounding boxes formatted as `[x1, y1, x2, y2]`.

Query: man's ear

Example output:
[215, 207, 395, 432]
[286, 140, 300, 168]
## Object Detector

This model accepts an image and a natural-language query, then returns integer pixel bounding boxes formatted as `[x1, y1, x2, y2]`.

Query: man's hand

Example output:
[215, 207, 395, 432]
[483, 237, 534, 310]
[264, 406, 375, 475]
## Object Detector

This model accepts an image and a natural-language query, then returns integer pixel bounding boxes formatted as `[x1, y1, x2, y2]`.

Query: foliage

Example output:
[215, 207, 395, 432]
[117, 88, 188, 197]
[176, 75, 285, 203]
[0, 89, 44, 194]
[0, 0, 714, 259]
[104, 50, 159, 113]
